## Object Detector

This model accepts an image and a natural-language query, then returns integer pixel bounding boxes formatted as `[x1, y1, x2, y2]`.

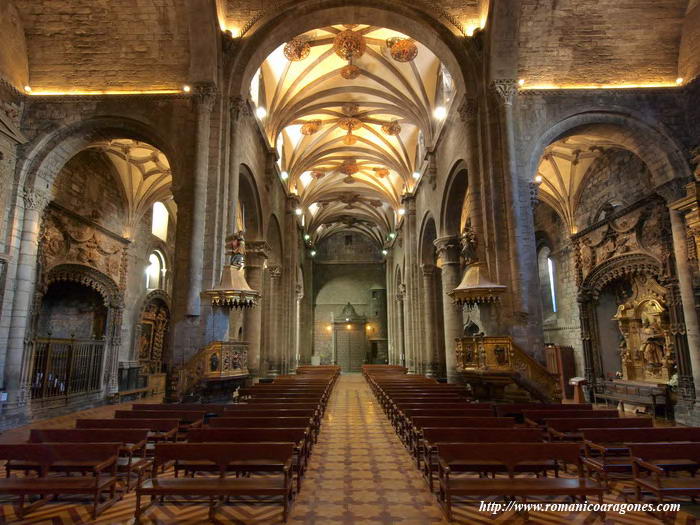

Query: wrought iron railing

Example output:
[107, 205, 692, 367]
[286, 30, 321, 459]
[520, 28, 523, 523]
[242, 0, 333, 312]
[30, 338, 105, 399]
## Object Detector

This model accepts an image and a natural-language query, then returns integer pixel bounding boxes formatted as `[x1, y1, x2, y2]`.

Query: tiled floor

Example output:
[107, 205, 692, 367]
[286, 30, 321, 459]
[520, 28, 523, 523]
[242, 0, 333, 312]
[0, 375, 697, 523]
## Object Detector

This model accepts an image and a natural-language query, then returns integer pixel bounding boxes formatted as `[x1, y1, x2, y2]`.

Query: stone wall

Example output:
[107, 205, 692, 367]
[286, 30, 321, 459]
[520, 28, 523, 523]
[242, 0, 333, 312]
[14, 0, 190, 92]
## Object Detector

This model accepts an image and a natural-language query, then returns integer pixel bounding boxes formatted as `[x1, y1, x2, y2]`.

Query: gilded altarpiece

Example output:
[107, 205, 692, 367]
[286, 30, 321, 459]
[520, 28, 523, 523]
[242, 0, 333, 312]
[138, 298, 169, 374]
[573, 197, 691, 396]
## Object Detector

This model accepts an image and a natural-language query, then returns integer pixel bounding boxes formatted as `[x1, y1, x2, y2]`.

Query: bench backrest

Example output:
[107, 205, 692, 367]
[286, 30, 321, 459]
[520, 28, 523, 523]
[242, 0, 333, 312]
[188, 428, 307, 444]
[627, 442, 700, 463]
[437, 442, 582, 473]
[208, 417, 312, 428]
[546, 418, 653, 432]
[405, 409, 493, 418]
[76, 418, 179, 432]
[496, 403, 591, 416]
[524, 409, 618, 422]
[216, 409, 316, 418]
[153, 442, 295, 469]
[227, 404, 318, 411]
[244, 398, 322, 404]
[114, 410, 205, 422]
[583, 427, 700, 444]
[130, 404, 228, 413]
[0, 443, 121, 475]
[29, 429, 148, 445]
[412, 417, 514, 428]
[423, 427, 543, 444]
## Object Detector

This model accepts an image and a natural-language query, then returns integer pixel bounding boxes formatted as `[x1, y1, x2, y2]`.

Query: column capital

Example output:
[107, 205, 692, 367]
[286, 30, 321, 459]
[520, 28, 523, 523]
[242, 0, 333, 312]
[22, 188, 50, 211]
[193, 81, 217, 111]
[421, 263, 436, 276]
[491, 79, 518, 107]
[229, 95, 251, 122]
[246, 240, 271, 263]
[268, 265, 282, 279]
[433, 235, 460, 264]
[458, 96, 478, 123]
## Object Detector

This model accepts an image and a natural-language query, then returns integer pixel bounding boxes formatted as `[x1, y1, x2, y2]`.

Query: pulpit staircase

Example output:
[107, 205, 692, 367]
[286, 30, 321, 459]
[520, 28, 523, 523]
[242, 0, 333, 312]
[455, 336, 562, 403]
[166, 341, 249, 402]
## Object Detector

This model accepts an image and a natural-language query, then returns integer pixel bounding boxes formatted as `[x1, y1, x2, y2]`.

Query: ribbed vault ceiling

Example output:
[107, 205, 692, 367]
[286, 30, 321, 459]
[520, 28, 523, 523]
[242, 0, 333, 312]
[252, 24, 454, 246]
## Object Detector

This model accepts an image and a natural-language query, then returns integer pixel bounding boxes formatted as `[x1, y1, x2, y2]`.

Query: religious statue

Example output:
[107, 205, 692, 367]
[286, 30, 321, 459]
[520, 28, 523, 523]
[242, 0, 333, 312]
[460, 218, 477, 264]
[463, 318, 482, 337]
[225, 231, 246, 268]
[641, 318, 665, 367]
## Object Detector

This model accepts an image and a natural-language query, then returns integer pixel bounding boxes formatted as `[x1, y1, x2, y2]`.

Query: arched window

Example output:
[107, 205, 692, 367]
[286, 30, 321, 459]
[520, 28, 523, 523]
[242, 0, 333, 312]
[537, 245, 557, 319]
[151, 201, 169, 241]
[146, 251, 165, 290]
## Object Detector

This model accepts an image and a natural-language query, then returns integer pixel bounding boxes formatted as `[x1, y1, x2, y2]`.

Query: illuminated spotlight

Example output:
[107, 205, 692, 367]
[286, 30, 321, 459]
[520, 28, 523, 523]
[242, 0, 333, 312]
[280, 171, 289, 180]
[388, 232, 396, 239]
[518, 79, 525, 86]
[23, 85, 32, 93]
[304, 233, 310, 241]
[398, 208, 406, 216]
[412, 171, 421, 180]
[433, 106, 447, 120]
[534, 174, 543, 184]
[182, 84, 191, 93]
[676, 77, 684, 85]
[295, 208, 303, 216]
[310, 250, 316, 257]
[255, 106, 267, 119]
[346, 324, 352, 330]
[382, 249, 388, 256]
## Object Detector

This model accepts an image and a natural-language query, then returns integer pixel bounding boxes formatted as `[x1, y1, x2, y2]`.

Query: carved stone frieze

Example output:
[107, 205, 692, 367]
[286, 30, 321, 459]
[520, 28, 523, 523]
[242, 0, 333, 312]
[40, 208, 128, 288]
[491, 79, 518, 107]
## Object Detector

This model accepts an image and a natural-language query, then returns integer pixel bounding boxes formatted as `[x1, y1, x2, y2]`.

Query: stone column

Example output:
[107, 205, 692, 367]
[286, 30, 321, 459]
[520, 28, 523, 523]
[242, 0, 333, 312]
[267, 265, 282, 375]
[434, 235, 462, 383]
[669, 209, 700, 395]
[398, 286, 407, 367]
[227, 96, 249, 234]
[244, 242, 269, 379]
[402, 195, 419, 373]
[421, 264, 439, 377]
[187, 82, 217, 316]
[5, 189, 50, 408]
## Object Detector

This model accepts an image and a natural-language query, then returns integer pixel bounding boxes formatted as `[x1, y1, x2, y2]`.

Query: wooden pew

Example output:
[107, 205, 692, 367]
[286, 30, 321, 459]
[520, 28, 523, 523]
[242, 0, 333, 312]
[75, 419, 179, 446]
[114, 410, 205, 433]
[397, 409, 494, 442]
[389, 402, 493, 427]
[135, 443, 295, 523]
[436, 443, 605, 521]
[0, 443, 121, 519]
[546, 417, 654, 441]
[27, 429, 150, 491]
[583, 427, 700, 487]
[630, 443, 700, 507]
[131, 403, 230, 415]
[187, 428, 309, 491]
[420, 428, 544, 491]
[495, 403, 592, 422]
[523, 409, 619, 426]
[409, 417, 516, 459]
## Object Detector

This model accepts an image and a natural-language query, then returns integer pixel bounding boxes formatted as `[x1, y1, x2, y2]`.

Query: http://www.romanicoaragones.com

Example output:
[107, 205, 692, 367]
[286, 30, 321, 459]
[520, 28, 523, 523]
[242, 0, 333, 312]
[479, 501, 680, 515]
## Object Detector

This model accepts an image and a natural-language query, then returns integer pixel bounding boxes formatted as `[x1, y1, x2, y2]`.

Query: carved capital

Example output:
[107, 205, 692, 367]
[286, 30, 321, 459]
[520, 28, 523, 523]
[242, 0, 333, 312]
[193, 82, 217, 112]
[529, 181, 540, 210]
[268, 265, 282, 279]
[434, 235, 461, 264]
[458, 96, 478, 123]
[421, 263, 435, 277]
[22, 188, 50, 211]
[229, 95, 250, 122]
[491, 79, 518, 107]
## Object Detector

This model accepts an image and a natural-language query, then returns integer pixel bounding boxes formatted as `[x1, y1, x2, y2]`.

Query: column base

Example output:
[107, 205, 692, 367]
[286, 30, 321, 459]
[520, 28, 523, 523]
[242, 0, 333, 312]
[672, 399, 700, 425]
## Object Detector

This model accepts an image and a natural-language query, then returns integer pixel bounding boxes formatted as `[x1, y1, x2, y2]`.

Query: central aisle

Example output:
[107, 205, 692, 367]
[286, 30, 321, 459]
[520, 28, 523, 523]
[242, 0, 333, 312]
[289, 374, 446, 524]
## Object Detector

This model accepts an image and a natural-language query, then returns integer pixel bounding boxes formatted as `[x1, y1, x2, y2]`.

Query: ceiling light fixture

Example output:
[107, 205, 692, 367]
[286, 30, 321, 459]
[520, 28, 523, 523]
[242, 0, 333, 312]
[398, 208, 406, 216]
[412, 171, 421, 180]
[280, 171, 289, 180]
[518, 79, 525, 86]
[304, 234, 310, 240]
[389, 232, 396, 239]
[182, 84, 191, 93]
[295, 208, 303, 216]
[676, 77, 684, 85]
[310, 250, 317, 257]
[382, 249, 388, 256]
[23, 86, 32, 93]
[534, 175, 543, 183]
[433, 106, 447, 120]
[255, 106, 267, 119]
